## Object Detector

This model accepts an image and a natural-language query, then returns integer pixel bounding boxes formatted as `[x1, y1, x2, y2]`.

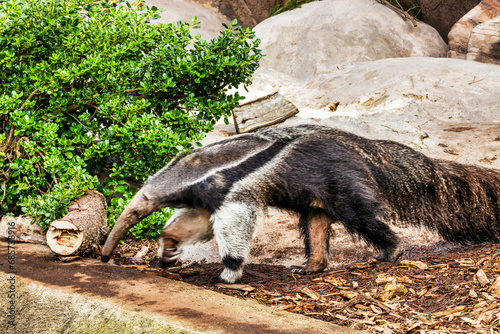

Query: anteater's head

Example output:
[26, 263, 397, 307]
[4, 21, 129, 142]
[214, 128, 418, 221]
[157, 208, 213, 267]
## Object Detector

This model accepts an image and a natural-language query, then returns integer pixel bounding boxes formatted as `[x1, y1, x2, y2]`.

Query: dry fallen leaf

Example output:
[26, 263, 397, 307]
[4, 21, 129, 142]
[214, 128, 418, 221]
[375, 274, 396, 284]
[340, 290, 358, 299]
[280, 302, 315, 313]
[460, 317, 477, 326]
[400, 260, 429, 270]
[481, 292, 495, 301]
[433, 305, 466, 317]
[396, 275, 413, 284]
[459, 259, 476, 267]
[245, 269, 270, 279]
[116, 232, 500, 333]
[349, 258, 378, 269]
[490, 275, 500, 296]
[215, 283, 256, 292]
[375, 281, 408, 302]
[323, 276, 346, 287]
[299, 287, 323, 300]
[279, 304, 298, 311]
[476, 269, 489, 285]
[123, 264, 148, 268]
[58, 255, 82, 262]
[383, 327, 393, 334]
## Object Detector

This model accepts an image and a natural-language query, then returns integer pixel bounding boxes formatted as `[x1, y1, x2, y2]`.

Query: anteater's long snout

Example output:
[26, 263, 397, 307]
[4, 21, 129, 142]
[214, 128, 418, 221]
[101, 210, 140, 262]
[101, 189, 158, 262]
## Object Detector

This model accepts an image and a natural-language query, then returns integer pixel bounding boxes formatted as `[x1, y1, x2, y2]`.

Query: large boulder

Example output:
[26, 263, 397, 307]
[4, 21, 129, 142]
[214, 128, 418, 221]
[466, 16, 500, 64]
[250, 57, 500, 169]
[144, 0, 229, 39]
[447, 0, 500, 59]
[254, 0, 447, 80]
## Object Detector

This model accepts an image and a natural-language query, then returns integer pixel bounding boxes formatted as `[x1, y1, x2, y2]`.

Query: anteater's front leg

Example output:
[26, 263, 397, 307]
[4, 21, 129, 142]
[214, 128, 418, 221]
[212, 201, 258, 284]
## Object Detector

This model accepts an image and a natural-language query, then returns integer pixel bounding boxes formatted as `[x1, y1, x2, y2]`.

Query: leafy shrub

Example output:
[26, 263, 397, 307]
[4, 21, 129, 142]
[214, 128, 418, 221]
[0, 0, 262, 239]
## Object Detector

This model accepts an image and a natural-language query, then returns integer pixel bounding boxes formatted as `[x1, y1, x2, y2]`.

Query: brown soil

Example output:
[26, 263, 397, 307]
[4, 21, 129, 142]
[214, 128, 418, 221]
[108, 239, 500, 333]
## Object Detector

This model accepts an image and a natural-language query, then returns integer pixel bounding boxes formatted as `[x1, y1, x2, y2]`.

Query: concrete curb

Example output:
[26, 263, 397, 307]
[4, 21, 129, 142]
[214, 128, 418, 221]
[0, 276, 189, 334]
[0, 241, 364, 333]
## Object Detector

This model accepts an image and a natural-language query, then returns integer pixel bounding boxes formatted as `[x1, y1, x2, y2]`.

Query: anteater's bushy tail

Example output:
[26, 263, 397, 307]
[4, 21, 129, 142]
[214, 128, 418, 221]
[378, 152, 500, 243]
[432, 162, 500, 242]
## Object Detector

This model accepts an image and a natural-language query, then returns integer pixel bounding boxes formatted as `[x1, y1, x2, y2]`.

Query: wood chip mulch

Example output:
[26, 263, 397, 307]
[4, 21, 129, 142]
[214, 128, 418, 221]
[103, 240, 500, 333]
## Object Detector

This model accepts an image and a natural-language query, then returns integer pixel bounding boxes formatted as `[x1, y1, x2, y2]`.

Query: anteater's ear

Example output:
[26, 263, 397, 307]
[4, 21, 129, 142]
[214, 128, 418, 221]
[142, 192, 150, 201]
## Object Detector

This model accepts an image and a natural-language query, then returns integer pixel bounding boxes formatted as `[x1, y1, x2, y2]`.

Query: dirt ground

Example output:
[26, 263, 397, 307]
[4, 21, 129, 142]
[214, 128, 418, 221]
[107, 238, 500, 334]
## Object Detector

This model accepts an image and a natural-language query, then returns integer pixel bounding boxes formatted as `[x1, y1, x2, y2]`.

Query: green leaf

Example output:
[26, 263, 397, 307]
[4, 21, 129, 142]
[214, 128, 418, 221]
[115, 185, 127, 193]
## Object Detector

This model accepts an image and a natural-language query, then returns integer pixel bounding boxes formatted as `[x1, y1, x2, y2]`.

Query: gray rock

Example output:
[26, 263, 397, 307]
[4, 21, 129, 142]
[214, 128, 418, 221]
[254, 0, 448, 79]
[248, 57, 500, 169]
[467, 15, 500, 65]
[144, 0, 229, 40]
[447, 0, 500, 59]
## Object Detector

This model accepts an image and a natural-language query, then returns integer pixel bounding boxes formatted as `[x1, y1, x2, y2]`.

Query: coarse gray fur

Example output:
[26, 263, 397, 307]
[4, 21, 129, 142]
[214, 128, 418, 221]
[102, 124, 500, 283]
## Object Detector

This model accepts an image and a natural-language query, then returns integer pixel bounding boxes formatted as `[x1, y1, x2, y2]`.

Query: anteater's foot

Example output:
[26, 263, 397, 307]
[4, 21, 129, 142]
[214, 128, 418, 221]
[291, 261, 327, 274]
[377, 244, 403, 263]
[214, 267, 243, 284]
[291, 264, 306, 274]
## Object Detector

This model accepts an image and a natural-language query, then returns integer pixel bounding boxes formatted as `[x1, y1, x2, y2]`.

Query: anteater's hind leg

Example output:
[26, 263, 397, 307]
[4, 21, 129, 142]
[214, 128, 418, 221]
[293, 208, 333, 274]
[343, 214, 402, 263]
[328, 182, 403, 263]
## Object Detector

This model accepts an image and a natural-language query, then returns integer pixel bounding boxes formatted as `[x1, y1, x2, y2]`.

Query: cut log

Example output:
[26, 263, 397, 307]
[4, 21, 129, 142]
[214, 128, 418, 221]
[46, 190, 109, 257]
[232, 91, 299, 133]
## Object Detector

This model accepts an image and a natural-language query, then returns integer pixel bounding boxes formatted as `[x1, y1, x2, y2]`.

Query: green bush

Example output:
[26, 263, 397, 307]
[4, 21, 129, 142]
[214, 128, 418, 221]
[0, 0, 262, 239]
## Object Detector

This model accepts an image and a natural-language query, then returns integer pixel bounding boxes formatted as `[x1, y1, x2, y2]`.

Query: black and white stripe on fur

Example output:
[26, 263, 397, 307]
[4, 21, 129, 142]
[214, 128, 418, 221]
[102, 124, 500, 283]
